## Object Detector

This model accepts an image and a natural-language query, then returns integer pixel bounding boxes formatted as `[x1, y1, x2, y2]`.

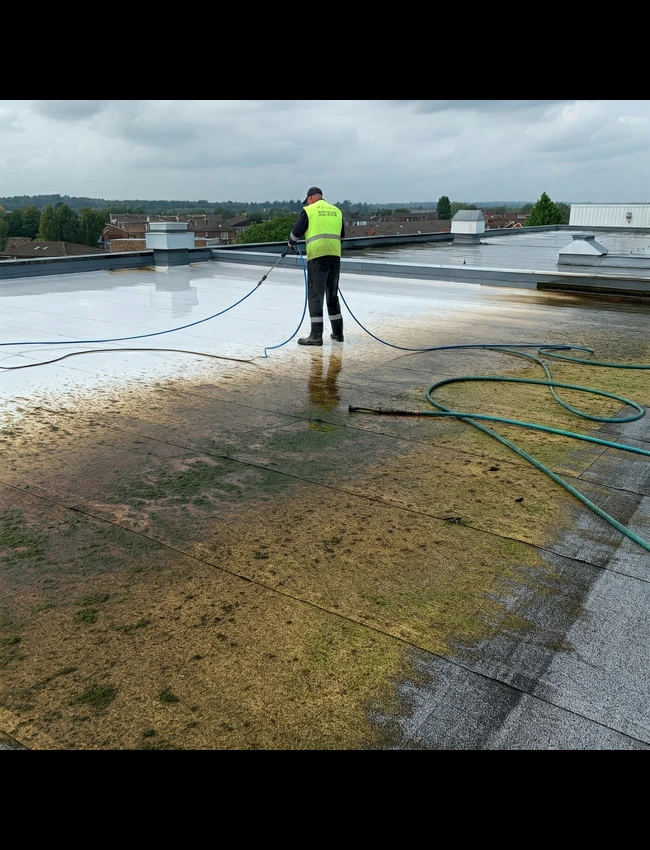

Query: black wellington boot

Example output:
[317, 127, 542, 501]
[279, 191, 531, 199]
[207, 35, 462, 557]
[298, 334, 323, 346]
[330, 318, 344, 342]
[298, 323, 323, 346]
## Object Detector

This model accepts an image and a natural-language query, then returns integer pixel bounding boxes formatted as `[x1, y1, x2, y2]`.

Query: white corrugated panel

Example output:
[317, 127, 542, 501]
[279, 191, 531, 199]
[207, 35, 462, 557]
[569, 205, 650, 227]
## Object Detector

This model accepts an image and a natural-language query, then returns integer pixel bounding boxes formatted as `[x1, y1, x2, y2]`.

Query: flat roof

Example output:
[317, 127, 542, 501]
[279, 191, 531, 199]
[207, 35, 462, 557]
[3, 257, 650, 750]
[344, 229, 650, 278]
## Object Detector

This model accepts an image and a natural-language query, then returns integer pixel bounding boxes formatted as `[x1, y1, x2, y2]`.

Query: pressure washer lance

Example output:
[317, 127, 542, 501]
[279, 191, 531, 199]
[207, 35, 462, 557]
[349, 405, 421, 416]
[256, 247, 295, 287]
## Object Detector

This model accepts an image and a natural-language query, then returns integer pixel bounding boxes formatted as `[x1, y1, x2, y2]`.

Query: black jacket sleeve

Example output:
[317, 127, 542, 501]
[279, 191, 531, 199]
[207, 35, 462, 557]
[288, 209, 309, 245]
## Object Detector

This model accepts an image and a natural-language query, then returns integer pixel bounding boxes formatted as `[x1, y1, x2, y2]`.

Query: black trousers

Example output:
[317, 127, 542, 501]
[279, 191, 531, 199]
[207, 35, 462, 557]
[307, 255, 343, 333]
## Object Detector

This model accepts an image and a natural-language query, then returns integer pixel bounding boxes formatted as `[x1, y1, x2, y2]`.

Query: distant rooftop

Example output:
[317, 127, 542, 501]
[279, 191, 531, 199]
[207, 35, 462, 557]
[0, 241, 105, 260]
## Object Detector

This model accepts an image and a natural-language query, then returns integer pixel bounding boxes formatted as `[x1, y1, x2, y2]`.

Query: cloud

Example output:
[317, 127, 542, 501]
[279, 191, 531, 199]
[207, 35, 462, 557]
[29, 100, 109, 121]
[392, 100, 575, 115]
[0, 100, 649, 204]
[99, 101, 359, 173]
[130, 140, 299, 170]
[619, 115, 649, 127]
[0, 106, 23, 132]
[526, 102, 650, 163]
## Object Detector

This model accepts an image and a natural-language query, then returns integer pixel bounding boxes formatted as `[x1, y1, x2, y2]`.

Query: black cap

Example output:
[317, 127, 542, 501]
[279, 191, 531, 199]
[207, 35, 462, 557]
[303, 187, 323, 204]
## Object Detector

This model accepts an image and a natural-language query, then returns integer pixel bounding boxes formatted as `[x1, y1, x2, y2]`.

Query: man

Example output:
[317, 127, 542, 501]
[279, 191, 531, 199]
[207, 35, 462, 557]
[288, 187, 345, 346]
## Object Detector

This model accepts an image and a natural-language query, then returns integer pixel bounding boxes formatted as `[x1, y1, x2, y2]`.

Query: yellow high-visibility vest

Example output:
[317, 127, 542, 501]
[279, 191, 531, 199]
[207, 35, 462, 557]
[304, 200, 342, 260]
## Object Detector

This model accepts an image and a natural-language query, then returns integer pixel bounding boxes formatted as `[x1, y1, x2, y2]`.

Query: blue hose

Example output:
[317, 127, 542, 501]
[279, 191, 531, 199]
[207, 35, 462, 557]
[261, 246, 309, 358]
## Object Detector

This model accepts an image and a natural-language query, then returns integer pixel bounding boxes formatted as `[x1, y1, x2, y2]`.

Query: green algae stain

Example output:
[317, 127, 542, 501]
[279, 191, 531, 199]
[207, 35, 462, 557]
[72, 684, 118, 710]
[0, 510, 46, 563]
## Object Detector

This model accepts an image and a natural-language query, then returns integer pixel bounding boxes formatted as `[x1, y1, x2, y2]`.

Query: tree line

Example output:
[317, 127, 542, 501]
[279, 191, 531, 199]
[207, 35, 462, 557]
[0, 203, 106, 252]
[0, 194, 445, 217]
[0, 194, 337, 217]
[1, 193, 538, 220]
[0, 194, 250, 216]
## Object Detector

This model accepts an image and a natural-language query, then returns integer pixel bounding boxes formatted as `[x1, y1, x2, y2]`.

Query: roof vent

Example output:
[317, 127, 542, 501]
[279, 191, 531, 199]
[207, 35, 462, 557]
[146, 220, 195, 267]
[451, 209, 485, 243]
[558, 233, 608, 256]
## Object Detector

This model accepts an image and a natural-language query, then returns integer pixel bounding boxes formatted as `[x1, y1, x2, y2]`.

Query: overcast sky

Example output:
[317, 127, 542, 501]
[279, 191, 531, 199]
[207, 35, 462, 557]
[1, 100, 649, 205]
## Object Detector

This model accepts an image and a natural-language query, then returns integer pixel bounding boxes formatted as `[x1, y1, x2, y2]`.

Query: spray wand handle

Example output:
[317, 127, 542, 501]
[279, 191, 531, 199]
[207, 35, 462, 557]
[256, 248, 290, 287]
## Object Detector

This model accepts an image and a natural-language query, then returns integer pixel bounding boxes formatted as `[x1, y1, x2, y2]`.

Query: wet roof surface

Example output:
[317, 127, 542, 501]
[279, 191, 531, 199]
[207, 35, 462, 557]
[344, 230, 650, 277]
[2, 259, 650, 750]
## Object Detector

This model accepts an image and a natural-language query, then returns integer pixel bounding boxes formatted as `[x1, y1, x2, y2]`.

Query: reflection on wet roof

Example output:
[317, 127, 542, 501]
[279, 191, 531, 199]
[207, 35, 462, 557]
[1, 260, 489, 411]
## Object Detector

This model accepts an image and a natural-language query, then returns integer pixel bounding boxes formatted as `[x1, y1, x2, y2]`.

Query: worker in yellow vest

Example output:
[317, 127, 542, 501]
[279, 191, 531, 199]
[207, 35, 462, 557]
[288, 187, 346, 346]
